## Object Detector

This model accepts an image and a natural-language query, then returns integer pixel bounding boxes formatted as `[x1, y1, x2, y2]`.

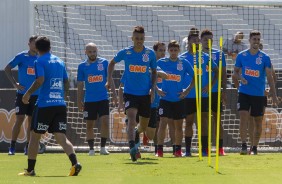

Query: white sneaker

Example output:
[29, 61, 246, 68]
[89, 149, 95, 156]
[100, 147, 109, 155]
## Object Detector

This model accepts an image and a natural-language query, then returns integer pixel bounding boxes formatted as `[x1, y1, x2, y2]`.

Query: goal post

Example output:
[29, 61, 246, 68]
[30, 0, 282, 152]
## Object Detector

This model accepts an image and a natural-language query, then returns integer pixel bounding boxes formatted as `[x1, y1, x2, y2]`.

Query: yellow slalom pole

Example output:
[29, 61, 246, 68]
[198, 43, 202, 160]
[215, 37, 223, 173]
[208, 39, 212, 166]
[193, 43, 201, 161]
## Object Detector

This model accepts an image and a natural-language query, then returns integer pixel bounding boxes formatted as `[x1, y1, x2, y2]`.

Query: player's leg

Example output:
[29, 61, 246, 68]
[211, 92, 225, 156]
[98, 100, 110, 155]
[167, 119, 175, 155]
[238, 93, 251, 155]
[145, 108, 158, 141]
[250, 95, 265, 155]
[84, 102, 98, 156]
[247, 115, 254, 154]
[135, 95, 151, 147]
[184, 98, 196, 157]
[9, 94, 27, 155]
[51, 106, 81, 176]
[172, 100, 185, 157]
[127, 107, 138, 161]
[24, 95, 38, 155]
[201, 112, 208, 156]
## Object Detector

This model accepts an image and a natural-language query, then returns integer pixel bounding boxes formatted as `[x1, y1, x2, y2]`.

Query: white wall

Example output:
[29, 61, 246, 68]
[0, 0, 30, 69]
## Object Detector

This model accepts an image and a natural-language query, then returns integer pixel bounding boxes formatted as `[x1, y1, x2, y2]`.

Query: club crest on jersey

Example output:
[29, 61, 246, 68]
[256, 57, 262, 65]
[212, 53, 217, 61]
[97, 63, 104, 71]
[126, 51, 132, 55]
[177, 63, 183, 71]
[142, 54, 149, 62]
[242, 52, 247, 56]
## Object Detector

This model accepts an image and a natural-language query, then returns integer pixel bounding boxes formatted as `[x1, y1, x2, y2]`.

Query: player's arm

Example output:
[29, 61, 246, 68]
[110, 78, 118, 106]
[4, 64, 24, 90]
[266, 67, 279, 105]
[271, 65, 277, 84]
[77, 81, 84, 112]
[22, 77, 44, 104]
[118, 83, 124, 113]
[64, 79, 70, 100]
[157, 70, 168, 79]
[106, 59, 116, 90]
[233, 66, 247, 85]
[151, 68, 157, 103]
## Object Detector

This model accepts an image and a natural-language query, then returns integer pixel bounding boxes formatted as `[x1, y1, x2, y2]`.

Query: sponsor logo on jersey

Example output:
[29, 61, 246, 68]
[126, 50, 131, 55]
[49, 92, 63, 99]
[88, 75, 103, 83]
[167, 74, 181, 82]
[50, 78, 63, 90]
[142, 54, 149, 62]
[129, 65, 147, 73]
[27, 67, 35, 75]
[195, 68, 203, 75]
[97, 63, 104, 71]
[245, 69, 260, 77]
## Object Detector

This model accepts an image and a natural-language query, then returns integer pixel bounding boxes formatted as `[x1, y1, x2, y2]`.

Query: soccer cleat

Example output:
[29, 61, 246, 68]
[69, 163, 82, 176]
[174, 150, 182, 157]
[38, 142, 46, 154]
[202, 149, 208, 157]
[240, 144, 248, 155]
[8, 147, 15, 155]
[136, 150, 142, 159]
[88, 149, 95, 156]
[18, 169, 36, 176]
[182, 152, 192, 157]
[100, 147, 110, 155]
[219, 148, 226, 156]
[250, 146, 258, 155]
[142, 133, 149, 146]
[130, 147, 137, 162]
[155, 150, 163, 157]
[24, 146, 28, 155]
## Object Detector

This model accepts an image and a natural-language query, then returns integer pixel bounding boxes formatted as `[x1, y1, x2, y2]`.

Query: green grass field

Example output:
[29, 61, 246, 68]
[1, 152, 282, 184]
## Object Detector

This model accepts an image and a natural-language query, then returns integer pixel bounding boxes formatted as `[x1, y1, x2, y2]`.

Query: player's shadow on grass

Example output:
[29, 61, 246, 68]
[39, 176, 69, 177]
[125, 161, 158, 165]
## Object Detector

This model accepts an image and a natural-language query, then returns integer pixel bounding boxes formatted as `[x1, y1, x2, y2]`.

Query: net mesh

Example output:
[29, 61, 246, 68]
[32, 3, 282, 151]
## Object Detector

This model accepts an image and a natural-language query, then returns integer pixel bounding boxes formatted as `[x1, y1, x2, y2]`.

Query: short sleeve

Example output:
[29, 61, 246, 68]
[77, 64, 85, 81]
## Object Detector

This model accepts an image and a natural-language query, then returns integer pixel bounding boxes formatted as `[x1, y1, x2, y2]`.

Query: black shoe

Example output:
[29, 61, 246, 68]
[251, 146, 257, 155]
[240, 143, 248, 155]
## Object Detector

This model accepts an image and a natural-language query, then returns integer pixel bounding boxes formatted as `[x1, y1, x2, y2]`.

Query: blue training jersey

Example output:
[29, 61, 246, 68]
[35, 53, 68, 107]
[235, 49, 271, 96]
[8, 50, 40, 95]
[77, 58, 108, 102]
[210, 49, 226, 92]
[180, 51, 217, 98]
[157, 57, 194, 102]
[114, 46, 157, 96]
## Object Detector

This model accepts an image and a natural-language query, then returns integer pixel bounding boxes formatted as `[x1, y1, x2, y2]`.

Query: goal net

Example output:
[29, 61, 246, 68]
[30, 0, 282, 152]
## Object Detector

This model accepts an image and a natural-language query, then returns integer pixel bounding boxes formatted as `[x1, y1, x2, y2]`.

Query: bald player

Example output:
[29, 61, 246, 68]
[77, 43, 117, 156]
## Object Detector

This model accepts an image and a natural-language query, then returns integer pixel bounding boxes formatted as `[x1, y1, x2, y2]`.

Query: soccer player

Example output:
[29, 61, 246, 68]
[4, 35, 39, 155]
[200, 29, 227, 156]
[19, 36, 81, 176]
[180, 28, 218, 157]
[106, 26, 157, 162]
[156, 40, 194, 157]
[77, 43, 116, 156]
[232, 42, 277, 154]
[233, 30, 279, 155]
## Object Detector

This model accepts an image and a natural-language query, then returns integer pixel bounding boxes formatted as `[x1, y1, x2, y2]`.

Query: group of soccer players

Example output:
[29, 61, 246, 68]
[5, 24, 279, 175]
